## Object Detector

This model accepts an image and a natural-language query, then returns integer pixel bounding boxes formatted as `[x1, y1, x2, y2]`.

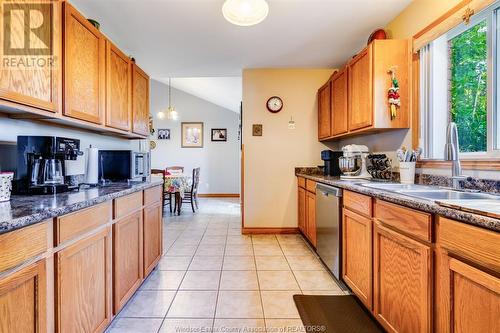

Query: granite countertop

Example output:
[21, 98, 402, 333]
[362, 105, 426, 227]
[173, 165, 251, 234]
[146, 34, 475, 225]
[296, 172, 500, 233]
[0, 178, 164, 235]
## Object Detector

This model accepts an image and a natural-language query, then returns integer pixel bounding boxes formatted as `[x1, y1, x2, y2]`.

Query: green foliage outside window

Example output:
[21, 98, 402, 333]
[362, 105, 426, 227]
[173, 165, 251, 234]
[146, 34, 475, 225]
[449, 20, 488, 152]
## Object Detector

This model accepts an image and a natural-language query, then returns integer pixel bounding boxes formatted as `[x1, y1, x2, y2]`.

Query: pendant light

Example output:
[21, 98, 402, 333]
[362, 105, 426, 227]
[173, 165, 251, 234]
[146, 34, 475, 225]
[222, 0, 269, 26]
[167, 78, 178, 121]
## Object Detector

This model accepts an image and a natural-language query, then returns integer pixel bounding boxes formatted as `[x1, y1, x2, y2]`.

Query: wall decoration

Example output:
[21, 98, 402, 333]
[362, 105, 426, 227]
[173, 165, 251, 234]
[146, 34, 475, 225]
[211, 128, 227, 142]
[150, 141, 157, 150]
[149, 115, 155, 136]
[387, 67, 400, 120]
[181, 122, 204, 148]
[252, 124, 263, 136]
[157, 128, 171, 140]
[266, 96, 283, 113]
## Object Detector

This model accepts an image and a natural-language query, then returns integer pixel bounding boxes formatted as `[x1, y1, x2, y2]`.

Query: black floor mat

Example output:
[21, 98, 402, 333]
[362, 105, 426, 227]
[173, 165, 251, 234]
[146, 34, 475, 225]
[293, 294, 385, 333]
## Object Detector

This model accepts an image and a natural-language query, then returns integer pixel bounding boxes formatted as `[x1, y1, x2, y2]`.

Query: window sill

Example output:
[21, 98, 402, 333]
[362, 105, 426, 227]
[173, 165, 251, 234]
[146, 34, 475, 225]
[416, 159, 500, 171]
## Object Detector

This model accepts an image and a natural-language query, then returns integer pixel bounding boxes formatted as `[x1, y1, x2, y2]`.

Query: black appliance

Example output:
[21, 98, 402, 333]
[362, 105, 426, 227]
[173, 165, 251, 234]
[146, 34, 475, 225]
[321, 150, 343, 176]
[98, 150, 150, 182]
[15, 136, 82, 194]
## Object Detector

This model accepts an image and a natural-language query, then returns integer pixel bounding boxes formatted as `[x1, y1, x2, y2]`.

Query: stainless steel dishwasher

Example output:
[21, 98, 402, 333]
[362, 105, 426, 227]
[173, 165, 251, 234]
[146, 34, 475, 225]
[315, 183, 343, 280]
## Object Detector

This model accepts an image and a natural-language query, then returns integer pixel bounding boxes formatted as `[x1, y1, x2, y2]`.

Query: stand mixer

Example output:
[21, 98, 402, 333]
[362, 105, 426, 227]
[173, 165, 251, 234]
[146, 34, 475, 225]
[339, 144, 372, 180]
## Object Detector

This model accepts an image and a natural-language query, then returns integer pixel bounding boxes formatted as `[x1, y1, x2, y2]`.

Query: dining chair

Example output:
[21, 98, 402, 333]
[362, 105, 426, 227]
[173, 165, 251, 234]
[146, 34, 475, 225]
[180, 167, 200, 213]
[151, 169, 173, 213]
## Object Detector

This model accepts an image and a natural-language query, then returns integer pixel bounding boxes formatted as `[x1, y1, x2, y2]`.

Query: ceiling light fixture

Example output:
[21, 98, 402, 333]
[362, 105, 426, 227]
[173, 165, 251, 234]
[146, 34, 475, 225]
[167, 78, 178, 121]
[222, 0, 269, 26]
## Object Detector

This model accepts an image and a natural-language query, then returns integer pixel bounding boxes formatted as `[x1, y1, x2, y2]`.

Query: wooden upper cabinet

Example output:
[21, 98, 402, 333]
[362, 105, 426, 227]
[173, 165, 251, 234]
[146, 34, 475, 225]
[348, 45, 373, 131]
[317, 80, 332, 140]
[132, 63, 150, 136]
[0, 259, 47, 333]
[63, 2, 105, 124]
[143, 202, 163, 277]
[373, 222, 431, 333]
[330, 68, 348, 136]
[55, 228, 111, 333]
[106, 41, 131, 131]
[0, 2, 61, 113]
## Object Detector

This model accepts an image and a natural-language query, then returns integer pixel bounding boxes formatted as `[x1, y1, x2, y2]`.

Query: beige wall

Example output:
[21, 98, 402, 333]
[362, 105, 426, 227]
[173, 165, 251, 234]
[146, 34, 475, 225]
[242, 69, 334, 228]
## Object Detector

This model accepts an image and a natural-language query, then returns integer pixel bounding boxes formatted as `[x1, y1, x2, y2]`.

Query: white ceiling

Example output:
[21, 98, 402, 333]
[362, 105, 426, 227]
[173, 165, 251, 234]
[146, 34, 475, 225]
[71, 0, 411, 78]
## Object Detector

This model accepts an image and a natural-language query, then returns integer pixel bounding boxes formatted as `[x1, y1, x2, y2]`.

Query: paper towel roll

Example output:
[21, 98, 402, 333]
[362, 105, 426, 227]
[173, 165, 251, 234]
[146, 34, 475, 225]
[85, 146, 99, 185]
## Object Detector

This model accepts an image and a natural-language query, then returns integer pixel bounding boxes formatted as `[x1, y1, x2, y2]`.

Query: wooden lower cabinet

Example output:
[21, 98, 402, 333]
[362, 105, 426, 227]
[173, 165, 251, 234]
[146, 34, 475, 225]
[113, 211, 143, 314]
[373, 222, 431, 333]
[55, 228, 112, 333]
[0, 259, 46, 333]
[305, 190, 316, 247]
[342, 208, 372, 308]
[298, 186, 306, 235]
[143, 203, 163, 277]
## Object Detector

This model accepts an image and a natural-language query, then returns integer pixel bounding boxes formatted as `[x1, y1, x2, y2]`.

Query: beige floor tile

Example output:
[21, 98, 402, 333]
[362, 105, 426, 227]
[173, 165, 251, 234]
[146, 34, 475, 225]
[257, 271, 300, 291]
[226, 235, 252, 245]
[266, 319, 305, 333]
[223, 256, 256, 270]
[189, 256, 223, 270]
[225, 243, 254, 256]
[227, 228, 242, 235]
[220, 270, 259, 290]
[106, 318, 163, 333]
[213, 319, 265, 333]
[157, 256, 192, 271]
[140, 270, 185, 290]
[167, 291, 218, 318]
[166, 244, 198, 256]
[261, 291, 301, 319]
[286, 255, 325, 271]
[302, 290, 347, 295]
[293, 271, 342, 291]
[175, 235, 203, 245]
[196, 244, 226, 256]
[251, 235, 278, 245]
[281, 244, 313, 256]
[180, 271, 221, 290]
[120, 291, 176, 317]
[159, 319, 213, 333]
[255, 256, 290, 270]
[253, 244, 283, 256]
[216, 291, 263, 318]
[276, 234, 306, 244]
[205, 228, 228, 236]
[200, 235, 227, 245]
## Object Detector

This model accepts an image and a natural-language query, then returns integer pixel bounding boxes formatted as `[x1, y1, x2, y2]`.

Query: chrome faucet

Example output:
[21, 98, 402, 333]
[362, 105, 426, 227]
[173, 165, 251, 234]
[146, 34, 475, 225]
[444, 122, 466, 189]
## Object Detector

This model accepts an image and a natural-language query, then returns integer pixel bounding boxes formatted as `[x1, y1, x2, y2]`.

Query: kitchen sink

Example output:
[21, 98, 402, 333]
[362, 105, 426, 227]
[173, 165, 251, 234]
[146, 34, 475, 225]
[360, 183, 434, 191]
[397, 190, 499, 201]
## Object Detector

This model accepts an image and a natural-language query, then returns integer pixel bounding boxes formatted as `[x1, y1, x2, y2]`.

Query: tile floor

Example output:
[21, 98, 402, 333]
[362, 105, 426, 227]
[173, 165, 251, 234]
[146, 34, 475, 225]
[107, 198, 346, 333]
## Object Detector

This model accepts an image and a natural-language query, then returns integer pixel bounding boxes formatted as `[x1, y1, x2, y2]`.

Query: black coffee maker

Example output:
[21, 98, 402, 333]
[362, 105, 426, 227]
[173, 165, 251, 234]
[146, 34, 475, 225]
[14, 136, 82, 195]
[321, 150, 343, 176]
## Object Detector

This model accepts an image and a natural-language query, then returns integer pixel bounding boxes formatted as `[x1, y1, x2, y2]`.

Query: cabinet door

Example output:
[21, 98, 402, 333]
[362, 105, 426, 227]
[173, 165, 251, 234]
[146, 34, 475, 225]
[331, 68, 348, 136]
[298, 187, 306, 234]
[106, 41, 131, 131]
[305, 191, 316, 247]
[444, 258, 500, 333]
[373, 222, 431, 333]
[342, 208, 372, 309]
[113, 211, 143, 314]
[0, 2, 61, 113]
[132, 64, 150, 136]
[348, 46, 373, 131]
[63, 2, 105, 124]
[56, 228, 111, 333]
[317, 81, 331, 140]
[143, 203, 163, 277]
[0, 259, 46, 333]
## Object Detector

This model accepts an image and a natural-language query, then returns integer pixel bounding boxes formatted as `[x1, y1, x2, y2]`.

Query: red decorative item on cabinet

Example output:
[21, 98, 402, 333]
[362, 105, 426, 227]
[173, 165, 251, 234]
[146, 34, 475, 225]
[367, 29, 387, 44]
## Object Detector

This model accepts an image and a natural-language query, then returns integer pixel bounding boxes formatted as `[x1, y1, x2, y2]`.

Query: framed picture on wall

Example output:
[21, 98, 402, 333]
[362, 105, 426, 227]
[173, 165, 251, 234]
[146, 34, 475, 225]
[181, 122, 204, 148]
[157, 128, 171, 140]
[211, 128, 227, 142]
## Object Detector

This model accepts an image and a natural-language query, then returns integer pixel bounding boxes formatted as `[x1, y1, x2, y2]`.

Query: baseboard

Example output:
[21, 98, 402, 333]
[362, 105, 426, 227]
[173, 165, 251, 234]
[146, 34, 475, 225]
[242, 227, 300, 235]
[198, 193, 240, 198]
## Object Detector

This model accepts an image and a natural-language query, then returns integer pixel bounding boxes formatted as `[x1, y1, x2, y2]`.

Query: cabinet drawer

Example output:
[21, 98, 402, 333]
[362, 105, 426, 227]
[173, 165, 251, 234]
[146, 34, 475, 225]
[144, 186, 162, 206]
[297, 177, 306, 189]
[114, 191, 143, 219]
[56, 201, 111, 245]
[344, 190, 372, 217]
[0, 222, 48, 272]
[374, 200, 432, 242]
[305, 179, 316, 193]
[438, 217, 500, 272]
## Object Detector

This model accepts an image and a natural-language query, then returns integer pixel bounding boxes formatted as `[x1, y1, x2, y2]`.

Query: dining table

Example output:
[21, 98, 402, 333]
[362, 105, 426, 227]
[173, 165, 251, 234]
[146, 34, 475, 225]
[164, 173, 192, 215]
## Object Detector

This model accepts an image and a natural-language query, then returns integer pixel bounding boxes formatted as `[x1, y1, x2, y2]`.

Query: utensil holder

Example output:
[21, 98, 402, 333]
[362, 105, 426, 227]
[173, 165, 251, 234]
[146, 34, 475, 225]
[399, 162, 416, 184]
[0, 172, 14, 202]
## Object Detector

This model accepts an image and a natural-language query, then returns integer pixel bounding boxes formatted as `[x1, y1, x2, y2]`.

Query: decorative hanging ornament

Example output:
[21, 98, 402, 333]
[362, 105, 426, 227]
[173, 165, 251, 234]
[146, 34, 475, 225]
[387, 67, 400, 120]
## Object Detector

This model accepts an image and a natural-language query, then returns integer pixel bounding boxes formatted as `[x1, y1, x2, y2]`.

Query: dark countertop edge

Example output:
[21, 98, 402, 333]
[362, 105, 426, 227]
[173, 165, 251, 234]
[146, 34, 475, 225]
[296, 173, 500, 233]
[0, 179, 164, 236]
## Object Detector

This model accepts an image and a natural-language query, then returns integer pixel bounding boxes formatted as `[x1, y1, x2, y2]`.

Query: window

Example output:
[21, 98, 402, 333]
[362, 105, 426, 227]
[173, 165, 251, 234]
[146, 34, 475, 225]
[419, 3, 500, 159]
